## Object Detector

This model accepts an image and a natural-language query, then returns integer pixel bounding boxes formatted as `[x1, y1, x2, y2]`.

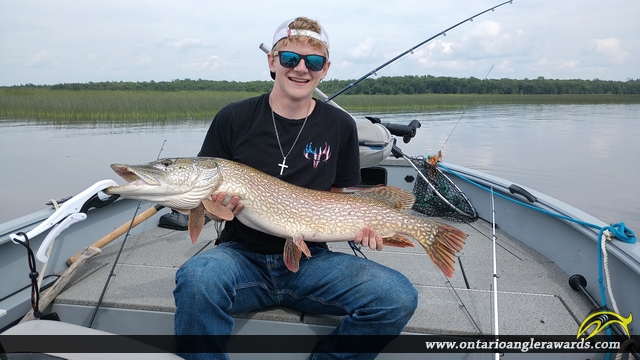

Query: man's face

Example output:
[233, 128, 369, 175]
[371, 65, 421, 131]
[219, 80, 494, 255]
[268, 40, 330, 102]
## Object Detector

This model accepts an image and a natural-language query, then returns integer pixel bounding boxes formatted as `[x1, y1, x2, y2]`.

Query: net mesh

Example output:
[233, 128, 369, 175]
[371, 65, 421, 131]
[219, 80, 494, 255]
[410, 157, 478, 222]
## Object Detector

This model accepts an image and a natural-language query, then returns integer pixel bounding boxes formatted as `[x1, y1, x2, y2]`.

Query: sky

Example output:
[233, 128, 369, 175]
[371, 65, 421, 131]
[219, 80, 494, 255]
[1, 0, 638, 86]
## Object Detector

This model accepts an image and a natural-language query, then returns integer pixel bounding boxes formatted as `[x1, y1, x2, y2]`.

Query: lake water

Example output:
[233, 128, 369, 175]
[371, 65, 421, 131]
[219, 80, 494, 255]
[1, 104, 638, 233]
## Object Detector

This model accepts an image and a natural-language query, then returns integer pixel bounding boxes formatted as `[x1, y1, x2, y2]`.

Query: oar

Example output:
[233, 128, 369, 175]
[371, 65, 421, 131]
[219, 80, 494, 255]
[20, 246, 102, 323]
[66, 204, 164, 266]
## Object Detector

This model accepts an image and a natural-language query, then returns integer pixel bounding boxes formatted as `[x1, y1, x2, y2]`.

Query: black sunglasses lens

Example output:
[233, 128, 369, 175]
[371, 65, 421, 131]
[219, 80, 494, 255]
[304, 55, 325, 71]
[278, 52, 325, 71]
[279, 52, 301, 68]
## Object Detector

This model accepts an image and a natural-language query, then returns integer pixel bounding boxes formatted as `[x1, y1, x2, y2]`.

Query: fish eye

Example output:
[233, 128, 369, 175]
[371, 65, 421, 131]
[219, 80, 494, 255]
[160, 159, 172, 167]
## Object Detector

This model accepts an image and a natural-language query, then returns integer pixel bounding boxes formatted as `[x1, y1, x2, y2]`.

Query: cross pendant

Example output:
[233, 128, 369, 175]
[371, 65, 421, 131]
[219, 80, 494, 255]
[278, 157, 288, 175]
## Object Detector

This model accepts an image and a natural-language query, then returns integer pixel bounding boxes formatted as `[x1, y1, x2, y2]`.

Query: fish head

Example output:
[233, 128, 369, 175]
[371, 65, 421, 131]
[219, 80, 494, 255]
[104, 157, 223, 211]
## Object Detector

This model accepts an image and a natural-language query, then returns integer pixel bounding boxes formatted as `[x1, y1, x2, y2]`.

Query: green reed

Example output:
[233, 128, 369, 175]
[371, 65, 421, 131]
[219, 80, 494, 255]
[336, 94, 640, 112]
[1, 89, 639, 120]
[0, 88, 260, 121]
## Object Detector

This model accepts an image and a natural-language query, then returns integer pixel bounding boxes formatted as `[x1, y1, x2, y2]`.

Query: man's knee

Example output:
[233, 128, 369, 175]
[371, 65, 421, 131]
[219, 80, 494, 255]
[175, 252, 230, 297]
[375, 272, 418, 316]
[176, 256, 209, 288]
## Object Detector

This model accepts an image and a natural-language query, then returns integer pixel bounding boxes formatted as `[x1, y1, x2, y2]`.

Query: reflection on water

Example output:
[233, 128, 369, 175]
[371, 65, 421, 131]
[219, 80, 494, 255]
[1, 104, 639, 233]
[358, 104, 640, 232]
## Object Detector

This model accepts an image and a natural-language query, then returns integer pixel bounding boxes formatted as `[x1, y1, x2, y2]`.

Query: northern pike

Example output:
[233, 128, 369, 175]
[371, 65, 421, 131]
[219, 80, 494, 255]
[104, 157, 467, 277]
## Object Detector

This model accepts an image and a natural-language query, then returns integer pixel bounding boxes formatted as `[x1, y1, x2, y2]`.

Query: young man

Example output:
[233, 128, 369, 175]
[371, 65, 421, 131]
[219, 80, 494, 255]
[174, 17, 418, 359]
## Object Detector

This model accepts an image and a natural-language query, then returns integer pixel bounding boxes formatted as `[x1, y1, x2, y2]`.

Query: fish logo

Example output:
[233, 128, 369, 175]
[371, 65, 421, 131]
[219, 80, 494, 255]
[304, 142, 331, 168]
[577, 310, 632, 340]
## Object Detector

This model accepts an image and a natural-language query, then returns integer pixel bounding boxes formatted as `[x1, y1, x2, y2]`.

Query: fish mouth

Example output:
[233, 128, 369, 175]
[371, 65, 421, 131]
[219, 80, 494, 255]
[104, 164, 162, 195]
[111, 164, 161, 186]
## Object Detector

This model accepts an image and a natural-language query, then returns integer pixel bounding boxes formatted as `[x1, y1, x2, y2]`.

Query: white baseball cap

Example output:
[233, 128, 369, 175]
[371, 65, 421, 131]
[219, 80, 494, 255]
[270, 18, 330, 80]
[271, 18, 330, 50]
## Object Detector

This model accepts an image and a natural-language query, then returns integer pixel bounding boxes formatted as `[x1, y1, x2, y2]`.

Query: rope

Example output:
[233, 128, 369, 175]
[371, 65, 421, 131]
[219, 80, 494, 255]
[36, 199, 62, 290]
[616, 339, 638, 360]
[438, 164, 636, 240]
[601, 229, 633, 360]
[438, 164, 637, 313]
[348, 241, 368, 259]
[13, 232, 42, 319]
[600, 230, 619, 313]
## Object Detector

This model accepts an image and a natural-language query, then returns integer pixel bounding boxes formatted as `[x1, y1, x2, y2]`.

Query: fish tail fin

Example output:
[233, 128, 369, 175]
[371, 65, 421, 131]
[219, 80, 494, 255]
[417, 222, 467, 278]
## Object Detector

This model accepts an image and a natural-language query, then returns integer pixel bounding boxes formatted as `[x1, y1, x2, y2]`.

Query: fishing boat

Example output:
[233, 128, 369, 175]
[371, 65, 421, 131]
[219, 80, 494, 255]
[0, 110, 638, 359]
[2, 2, 638, 356]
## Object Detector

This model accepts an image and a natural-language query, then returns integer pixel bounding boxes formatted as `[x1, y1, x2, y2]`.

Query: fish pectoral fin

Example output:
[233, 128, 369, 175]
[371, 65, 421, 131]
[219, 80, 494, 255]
[188, 204, 206, 244]
[201, 198, 235, 221]
[283, 236, 311, 273]
[293, 236, 311, 259]
[382, 234, 416, 248]
[283, 238, 302, 273]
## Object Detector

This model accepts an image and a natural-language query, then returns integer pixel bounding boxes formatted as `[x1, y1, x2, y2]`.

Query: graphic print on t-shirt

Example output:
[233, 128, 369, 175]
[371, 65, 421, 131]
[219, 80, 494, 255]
[303, 142, 332, 168]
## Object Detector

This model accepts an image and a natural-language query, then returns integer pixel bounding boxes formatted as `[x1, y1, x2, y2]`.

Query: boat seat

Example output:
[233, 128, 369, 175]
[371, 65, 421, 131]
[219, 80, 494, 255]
[1, 320, 182, 360]
[356, 118, 393, 168]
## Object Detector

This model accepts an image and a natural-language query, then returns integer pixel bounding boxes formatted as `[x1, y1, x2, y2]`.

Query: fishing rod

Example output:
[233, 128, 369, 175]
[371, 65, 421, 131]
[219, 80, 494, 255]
[324, 0, 513, 102]
[87, 140, 168, 328]
[440, 64, 494, 153]
[490, 187, 501, 360]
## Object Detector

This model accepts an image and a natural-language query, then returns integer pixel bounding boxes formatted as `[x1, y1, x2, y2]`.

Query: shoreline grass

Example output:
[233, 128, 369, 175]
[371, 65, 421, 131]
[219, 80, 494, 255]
[0, 89, 261, 121]
[337, 94, 640, 112]
[1, 89, 639, 121]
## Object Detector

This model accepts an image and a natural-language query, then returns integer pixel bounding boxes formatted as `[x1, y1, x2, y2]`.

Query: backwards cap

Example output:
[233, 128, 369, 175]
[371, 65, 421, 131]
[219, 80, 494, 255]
[271, 18, 330, 50]
[270, 18, 329, 80]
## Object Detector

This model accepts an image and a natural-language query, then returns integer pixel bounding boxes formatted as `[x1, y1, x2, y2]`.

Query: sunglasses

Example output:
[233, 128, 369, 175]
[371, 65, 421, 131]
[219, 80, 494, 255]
[276, 51, 327, 72]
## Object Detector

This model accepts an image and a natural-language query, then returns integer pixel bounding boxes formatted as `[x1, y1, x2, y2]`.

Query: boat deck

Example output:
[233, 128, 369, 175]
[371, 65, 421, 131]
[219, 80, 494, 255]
[51, 209, 594, 338]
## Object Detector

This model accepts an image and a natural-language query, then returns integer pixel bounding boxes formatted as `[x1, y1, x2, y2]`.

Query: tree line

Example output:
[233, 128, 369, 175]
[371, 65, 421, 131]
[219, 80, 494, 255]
[8, 76, 640, 95]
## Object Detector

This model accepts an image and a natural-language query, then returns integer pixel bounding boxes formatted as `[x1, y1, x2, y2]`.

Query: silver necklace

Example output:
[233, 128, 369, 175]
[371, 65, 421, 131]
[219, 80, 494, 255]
[271, 103, 311, 175]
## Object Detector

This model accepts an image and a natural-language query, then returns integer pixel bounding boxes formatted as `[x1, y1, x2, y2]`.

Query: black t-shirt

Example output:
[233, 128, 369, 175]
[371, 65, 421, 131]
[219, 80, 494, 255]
[198, 93, 361, 254]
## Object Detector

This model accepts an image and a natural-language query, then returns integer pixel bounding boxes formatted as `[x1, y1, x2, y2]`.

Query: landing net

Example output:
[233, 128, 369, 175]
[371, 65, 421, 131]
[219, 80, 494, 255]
[408, 156, 478, 222]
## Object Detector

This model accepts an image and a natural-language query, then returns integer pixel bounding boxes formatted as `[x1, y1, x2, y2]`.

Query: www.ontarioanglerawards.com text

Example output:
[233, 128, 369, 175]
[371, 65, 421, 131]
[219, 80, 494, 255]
[425, 337, 620, 352]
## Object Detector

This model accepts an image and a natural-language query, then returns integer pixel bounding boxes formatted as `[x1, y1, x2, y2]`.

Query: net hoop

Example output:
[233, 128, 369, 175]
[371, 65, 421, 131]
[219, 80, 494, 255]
[406, 155, 478, 222]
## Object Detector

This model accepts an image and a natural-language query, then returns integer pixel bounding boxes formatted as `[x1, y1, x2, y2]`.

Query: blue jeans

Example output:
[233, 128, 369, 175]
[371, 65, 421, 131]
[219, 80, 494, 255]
[174, 242, 418, 360]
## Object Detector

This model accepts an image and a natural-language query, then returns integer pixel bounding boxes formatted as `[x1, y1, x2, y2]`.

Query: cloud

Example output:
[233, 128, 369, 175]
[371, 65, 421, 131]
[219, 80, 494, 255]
[345, 38, 380, 62]
[534, 58, 548, 67]
[559, 60, 580, 69]
[460, 20, 521, 57]
[426, 40, 456, 56]
[1, 0, 638, 84]
[155, 38, 208, 52]
[496, 59, 514, 74]
[26, 51, 53, 68]
[593, 37, 628, 62]
[135, 56, 152, 66]
[407, 19, 530, 73]
[107, 50, 154, 69]
[180, 55, 231, 72]
[465, 20, 502, 38]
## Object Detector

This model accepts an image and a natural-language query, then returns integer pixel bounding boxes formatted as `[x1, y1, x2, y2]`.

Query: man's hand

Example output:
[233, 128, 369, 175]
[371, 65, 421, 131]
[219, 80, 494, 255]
[211, 192, 243, 216]
[331, 188, 383, 251]
[355, 227, 383, 251]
